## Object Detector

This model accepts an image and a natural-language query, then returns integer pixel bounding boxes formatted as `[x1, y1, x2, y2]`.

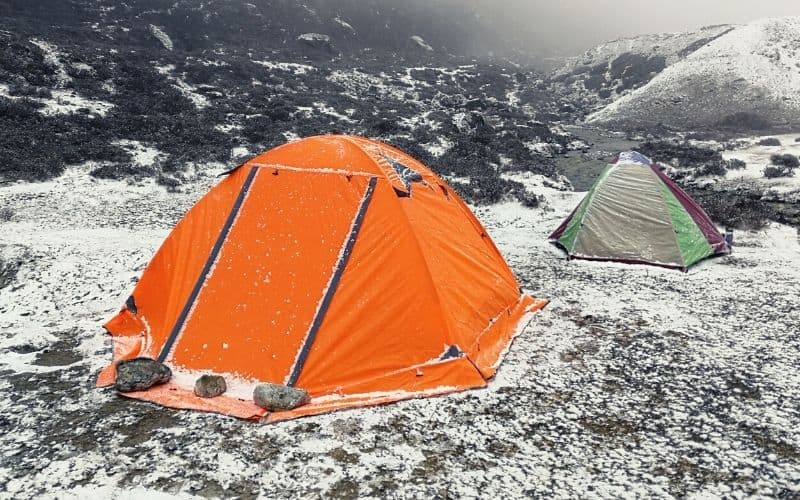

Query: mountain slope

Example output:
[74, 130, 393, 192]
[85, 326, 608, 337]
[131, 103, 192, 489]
[552, 24, 733, 104]
[585, 17, 800, 132]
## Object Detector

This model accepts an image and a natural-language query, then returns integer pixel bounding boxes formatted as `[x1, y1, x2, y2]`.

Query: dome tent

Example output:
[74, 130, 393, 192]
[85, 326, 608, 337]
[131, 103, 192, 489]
[550, 151, 729, 270]
[98, 135, 548, 422]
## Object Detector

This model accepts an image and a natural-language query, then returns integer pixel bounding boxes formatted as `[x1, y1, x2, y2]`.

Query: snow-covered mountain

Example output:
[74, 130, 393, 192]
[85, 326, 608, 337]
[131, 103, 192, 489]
[552, 24, 733, 102]
[577, 17, 800, 132]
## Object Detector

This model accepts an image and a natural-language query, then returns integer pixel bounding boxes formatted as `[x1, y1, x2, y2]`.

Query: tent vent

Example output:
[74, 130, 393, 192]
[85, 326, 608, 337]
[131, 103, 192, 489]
[383, 155, 423, 193]
[440, 345, 463, 360]
[125, 295, 138, 315]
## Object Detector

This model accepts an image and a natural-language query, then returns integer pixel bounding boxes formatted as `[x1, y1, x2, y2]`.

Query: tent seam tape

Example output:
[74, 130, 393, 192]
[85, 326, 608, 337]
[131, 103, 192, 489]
[249, 163, 377, 178]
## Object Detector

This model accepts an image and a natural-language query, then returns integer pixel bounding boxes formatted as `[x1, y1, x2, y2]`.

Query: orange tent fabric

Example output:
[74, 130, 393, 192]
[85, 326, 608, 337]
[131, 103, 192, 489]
[98, 135, 548, 422]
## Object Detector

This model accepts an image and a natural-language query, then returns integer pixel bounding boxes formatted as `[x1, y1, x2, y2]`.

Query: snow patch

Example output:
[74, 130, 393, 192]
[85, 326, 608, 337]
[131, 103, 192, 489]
[721, 132, 800, 194]
[423, 136, 453, 158]
[298, 33, 330, 43]
[252, 60, 315, 75]
[0, 83, 113, 117]
[149, 25, 174, 51]
[30, 39, 70, 87]
[154, 64, 209, 109]
[588, 17, 800, 126]
[112, 139, 165, 167]
[410, 35, 434, 51]
[334, 16, 355, 33]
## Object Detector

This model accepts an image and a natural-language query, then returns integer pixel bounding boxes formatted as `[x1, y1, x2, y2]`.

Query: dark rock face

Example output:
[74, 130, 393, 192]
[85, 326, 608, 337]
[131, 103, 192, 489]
[194, 374, 227, 398]
[253, 384, 310, 411]
[115, 358, 172, 393]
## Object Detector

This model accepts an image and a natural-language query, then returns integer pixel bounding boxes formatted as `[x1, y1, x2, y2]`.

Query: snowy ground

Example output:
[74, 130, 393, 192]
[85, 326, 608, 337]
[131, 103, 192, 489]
[1, 166, 799, 498]
[721, 133, 800, 196]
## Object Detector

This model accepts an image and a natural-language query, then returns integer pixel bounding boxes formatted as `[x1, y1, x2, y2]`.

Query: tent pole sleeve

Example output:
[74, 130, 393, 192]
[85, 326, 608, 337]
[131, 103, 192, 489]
[157, 166, 260, 363]
[285, 176, 378, 387]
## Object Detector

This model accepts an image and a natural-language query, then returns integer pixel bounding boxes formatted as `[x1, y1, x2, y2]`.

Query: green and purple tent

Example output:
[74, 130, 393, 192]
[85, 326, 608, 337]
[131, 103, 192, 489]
[549, 151, 730, 271]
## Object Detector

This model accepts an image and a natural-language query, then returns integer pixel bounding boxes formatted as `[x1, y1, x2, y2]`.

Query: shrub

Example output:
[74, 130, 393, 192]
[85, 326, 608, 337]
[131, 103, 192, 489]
[265, 102, 293, 122]
[156, 173, 182, 191]
[638, 141, 720, 167]
[89, 163, 155, 180]
[0, 96, 43, 118]
[517, 190, 544, 208]
[697, 162, 727, 177]
[726, 158, 746, 170]
[758, 137, 781, 146]
[770, 153, 799, 168]
[689, 189, 774, 230]
[764, 165, 795, 178]
[717, 112, 771, 131]
[450, 177, 539, 206]
[0, 207, 13, 222]
[7, 83, 52, 98]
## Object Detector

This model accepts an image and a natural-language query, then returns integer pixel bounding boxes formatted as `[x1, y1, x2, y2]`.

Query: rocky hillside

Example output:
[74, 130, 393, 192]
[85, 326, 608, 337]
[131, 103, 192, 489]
[553, 17, 800, 133]
[0, 0, 529, 63]
[0, 0, 571, 205]
[551, 25, 734, 114]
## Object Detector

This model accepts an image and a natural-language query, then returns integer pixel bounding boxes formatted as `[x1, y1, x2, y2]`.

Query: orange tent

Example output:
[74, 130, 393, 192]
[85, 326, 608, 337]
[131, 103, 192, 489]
[98, 135, 548, 422]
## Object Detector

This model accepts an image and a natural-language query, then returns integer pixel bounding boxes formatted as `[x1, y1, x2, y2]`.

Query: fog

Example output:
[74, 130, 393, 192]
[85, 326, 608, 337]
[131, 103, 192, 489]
[465, 0, 800, 56]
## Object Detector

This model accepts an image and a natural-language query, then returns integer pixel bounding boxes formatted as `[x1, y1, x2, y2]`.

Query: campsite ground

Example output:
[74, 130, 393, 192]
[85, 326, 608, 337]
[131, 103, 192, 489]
[1, 160, 799, 498]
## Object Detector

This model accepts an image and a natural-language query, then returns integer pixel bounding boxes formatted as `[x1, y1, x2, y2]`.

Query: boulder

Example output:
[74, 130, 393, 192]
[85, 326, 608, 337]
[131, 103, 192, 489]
[297, 33, 334, 52]
[115, 357, 171, 392]
[194, 374, 227, 398]
[253, 383, 309, 411]
[410, 35, 433, 51]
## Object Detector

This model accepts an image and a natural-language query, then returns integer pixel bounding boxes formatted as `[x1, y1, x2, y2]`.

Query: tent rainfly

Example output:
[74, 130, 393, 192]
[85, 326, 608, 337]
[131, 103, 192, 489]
[99, 135, 548, 422]
[549, 151, 730, 270]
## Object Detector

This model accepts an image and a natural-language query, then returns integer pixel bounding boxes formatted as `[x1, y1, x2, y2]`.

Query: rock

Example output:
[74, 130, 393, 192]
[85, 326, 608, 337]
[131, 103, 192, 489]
[115, 357, 171, 392]
[253, 383, 310, 411]
[194, 374, 227, 398]
[410, 35, 433, 51]
[297, 33, 334, 52]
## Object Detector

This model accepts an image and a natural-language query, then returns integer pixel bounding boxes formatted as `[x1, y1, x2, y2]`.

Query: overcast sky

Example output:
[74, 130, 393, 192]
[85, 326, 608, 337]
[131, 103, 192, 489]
[471, 0, 800, 55]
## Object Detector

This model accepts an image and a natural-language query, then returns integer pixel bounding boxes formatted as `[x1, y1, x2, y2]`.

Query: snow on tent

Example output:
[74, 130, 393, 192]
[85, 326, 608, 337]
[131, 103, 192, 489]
[98, 135, 548, 422]
[550, 151, 729, 270]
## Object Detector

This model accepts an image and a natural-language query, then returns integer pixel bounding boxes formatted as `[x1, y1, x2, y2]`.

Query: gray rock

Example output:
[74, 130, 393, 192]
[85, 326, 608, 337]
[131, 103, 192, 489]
[297, 33, 335, 52]
[253, 383, 310, 411]
[115, 357, 171, 392]
[194, 374, 227, 398]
